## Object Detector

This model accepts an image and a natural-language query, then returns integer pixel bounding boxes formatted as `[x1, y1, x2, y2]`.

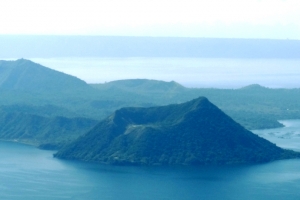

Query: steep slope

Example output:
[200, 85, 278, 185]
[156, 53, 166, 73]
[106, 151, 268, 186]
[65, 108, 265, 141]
[1, 59, 298, 130]
[92, 80, 300, 129]
[0, 59, 108, 119]
[0, 59, 90, 93]
[55, 97, 299, 165]
[0, 110, 98, 149]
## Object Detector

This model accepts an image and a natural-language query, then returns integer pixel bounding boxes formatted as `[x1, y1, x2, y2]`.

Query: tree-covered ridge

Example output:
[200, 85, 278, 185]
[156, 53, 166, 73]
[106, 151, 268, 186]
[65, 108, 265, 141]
[55, 97, 300, 165]
[1, 59, 299, 130]
[1, 59, 300, 150]
[92, 80, 300, 130]
[0, 59, 89, 92]
[0, 109, 98, 149]
[91, 79, 186, 93]
[0, 59, 110, 120]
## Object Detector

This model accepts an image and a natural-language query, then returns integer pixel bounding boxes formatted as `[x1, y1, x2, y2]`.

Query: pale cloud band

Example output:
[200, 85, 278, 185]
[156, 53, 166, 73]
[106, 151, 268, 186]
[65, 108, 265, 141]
[0, 0, 299, 39]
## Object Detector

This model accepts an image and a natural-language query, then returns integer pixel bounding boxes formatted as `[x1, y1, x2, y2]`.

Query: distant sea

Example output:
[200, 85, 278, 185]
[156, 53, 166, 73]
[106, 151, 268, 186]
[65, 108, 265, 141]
[18, 57, 300, 89]
[1, 119, 300, 200]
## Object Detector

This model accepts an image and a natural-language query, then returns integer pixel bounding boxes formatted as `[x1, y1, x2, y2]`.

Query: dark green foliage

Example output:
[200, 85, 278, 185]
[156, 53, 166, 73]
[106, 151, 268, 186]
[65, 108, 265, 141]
[1, 59, 300, 130]
[1, 59, 300, 153]
[0, 60, 160, 120]
[0, 59, 109, 120]
[0, 110, 98, 149]
[0, 104, 76, 118]
[92, 81, 300, 129]
[55, 97, 300, 165]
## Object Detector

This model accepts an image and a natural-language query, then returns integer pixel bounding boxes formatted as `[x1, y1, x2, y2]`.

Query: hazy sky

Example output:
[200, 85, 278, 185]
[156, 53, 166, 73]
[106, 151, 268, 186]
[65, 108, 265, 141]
[0, 0, 299, 39]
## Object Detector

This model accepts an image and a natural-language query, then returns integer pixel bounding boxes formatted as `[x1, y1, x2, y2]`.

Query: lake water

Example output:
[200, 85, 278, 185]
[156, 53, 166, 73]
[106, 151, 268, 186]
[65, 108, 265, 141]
[1, 120, 300, 200]
[253, 120, 300, 152]
[27, 57, 300, 88]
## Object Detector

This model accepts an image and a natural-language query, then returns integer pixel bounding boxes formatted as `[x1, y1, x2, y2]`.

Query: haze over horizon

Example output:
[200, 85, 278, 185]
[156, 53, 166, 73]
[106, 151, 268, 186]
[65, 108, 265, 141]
[0, 0, 299, 39]
[1, 0, 299, 89]
[13, 57, 300, 89]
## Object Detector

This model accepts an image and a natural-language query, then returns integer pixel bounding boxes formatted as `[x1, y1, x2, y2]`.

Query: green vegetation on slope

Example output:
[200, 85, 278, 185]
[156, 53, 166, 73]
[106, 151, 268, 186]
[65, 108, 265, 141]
[92, 81, 300, 130]
[55, 97, 300, 165]
[2, 59, 299, 130]
[1, 59, 300, 150]
[0, 59, 88, 92]
[0, 109, 98, 149]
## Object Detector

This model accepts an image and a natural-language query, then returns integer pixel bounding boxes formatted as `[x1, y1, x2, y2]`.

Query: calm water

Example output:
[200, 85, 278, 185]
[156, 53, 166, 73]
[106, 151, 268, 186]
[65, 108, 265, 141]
[253, 120, 300, 152]
[1, 120, 300, 199]
[28, 57, 300, 88]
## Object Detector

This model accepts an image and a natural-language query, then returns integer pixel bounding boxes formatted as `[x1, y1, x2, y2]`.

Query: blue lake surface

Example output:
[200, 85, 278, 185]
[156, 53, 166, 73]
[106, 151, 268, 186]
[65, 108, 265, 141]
[1, 120, 300, 199]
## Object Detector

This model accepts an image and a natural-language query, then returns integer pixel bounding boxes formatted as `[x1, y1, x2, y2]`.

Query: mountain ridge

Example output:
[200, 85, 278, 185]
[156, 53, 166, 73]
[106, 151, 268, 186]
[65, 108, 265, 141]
[0, 110, 98, 149]
[91, 79, 300, 130]
[55, 97, 300, 165]
[91, 79, 186, 91]
[0, 59, 90, 93]
[0, 59, 299, 151]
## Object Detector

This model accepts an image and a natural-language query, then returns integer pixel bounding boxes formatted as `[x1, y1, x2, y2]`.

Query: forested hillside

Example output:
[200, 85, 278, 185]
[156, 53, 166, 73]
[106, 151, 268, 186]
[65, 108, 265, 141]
[92, 81, 300, 130]
[1, 59, 300, 149]
[55, 97, 300, 165]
